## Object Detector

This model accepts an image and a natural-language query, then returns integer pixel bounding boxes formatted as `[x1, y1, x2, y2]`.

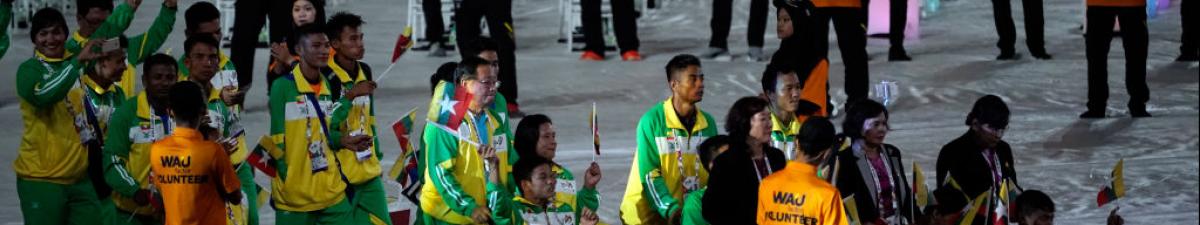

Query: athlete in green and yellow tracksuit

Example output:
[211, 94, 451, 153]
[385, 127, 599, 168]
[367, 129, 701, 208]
[619, 97, 718, 224]
[419, 79, 518, 224]
[769, 114, 801, 160]
[15, 47, 105, 224]
[76, 66, 127, 210]
[548, 164, 601, 223]
[498, 195, 587, 225]
[269, 66, 353, 224]
[325, 58, 392, 225]
[69, 1, 176, 98]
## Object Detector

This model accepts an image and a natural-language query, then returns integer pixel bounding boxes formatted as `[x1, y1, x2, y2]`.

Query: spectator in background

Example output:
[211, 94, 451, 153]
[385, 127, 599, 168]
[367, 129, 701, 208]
[578, 0, 642, 61]
[266, 0, 326, 94]
[701, 0, 770, 61]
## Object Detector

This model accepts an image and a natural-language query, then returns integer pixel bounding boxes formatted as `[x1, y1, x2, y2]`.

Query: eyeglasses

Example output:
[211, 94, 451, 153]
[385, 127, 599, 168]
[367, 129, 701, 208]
[475, 79, 501, 88]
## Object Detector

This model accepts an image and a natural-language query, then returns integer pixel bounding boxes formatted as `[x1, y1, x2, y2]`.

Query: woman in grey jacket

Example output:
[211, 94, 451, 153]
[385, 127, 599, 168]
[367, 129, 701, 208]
[833, 99, 914, 225]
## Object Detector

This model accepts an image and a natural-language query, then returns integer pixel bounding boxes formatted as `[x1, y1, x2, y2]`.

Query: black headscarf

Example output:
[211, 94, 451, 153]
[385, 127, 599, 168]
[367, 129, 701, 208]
[770, 0, 823, 77]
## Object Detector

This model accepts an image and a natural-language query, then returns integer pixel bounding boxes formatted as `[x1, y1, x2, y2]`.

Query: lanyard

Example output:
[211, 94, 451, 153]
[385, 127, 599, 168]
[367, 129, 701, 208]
[982, 149, 1002, 186]
[751, 153, 773, 182]
[306, 93, 331, 141]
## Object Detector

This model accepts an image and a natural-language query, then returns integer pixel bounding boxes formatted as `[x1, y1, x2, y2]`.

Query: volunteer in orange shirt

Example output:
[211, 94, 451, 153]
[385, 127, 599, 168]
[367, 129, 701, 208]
[150, 81, 242, 225]
[757, 117, 847, 225]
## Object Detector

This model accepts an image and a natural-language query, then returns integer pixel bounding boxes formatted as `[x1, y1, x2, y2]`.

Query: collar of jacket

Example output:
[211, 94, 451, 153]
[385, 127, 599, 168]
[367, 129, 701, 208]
[662, 97, 708, 133]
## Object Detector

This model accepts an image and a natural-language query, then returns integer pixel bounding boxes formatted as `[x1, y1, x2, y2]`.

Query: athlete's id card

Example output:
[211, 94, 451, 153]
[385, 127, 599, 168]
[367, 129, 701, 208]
[309, 140, 329, 172]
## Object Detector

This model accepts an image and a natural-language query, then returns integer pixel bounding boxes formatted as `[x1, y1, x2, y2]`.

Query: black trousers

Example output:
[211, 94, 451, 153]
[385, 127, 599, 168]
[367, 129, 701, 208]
[1086, 6, 1149, 111]
[813, 7, 869, 102]
[582, 0, 640, 54]
[423, 0, 447, 44]
[709, 0, 769, 49]
[456, 0, 519, 103]
[230, 0, 291, 91]
[862, 0, 909, 49]
[990, 0, 1046, 53]
[1183, 0, 1197, 55]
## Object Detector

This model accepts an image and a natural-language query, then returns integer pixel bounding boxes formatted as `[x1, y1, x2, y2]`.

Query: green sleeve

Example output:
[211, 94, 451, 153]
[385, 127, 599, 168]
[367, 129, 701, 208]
[635, 116, 681, 218]
[423, 123, 479, 217]
[15, 59, 83, 108]
[488, 179, 516, 225]
[681, 189, 709, 225]
[327, 93, 352, 150]
[67, 2, 136, 54]
[125, 3, 176, 65]
[102, 101, 140, 197]
[576, 187, 600, 224]
[1, 2, 11, 60]
[269, 80, 290, 180]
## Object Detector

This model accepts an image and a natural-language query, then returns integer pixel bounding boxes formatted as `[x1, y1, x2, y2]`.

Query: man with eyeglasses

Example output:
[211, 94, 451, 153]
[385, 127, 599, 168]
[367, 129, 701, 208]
[936, 95, 1021, 225]
[419, 56, 516, 224]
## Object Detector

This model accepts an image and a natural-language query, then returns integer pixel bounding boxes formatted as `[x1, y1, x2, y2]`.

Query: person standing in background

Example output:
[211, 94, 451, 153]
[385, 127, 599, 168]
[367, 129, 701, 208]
[988, 0, 1052, 60]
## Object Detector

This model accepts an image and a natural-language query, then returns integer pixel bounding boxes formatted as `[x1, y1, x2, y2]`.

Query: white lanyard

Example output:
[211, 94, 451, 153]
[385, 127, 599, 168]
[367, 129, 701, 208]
[982, 149, 1001, 185]
[751, 153, 773, 182]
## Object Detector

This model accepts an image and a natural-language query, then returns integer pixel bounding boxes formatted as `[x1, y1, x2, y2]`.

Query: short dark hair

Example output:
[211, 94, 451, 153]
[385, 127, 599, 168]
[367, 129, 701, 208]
[512, 156, 554, 191]
[30, 8, 68, 42]
[697, 135, 731, 171]
[797, 117, 835, 158]
[288, 23, 327, 54]
[184, 1, 221, 35]
[515, 114, 552, 160]
[931, 187, 967, 215]
[325, 12, 364, 41]
[431, 62, 458, 94]
[468, 38, 500, 56]
[184, 35, 220, 57]
[761, 63, 800, 94]
[1015, 190, 1055, 219]
[665, 54, 701, 83]
[168, 81, 207, 124]
[455, 56, 490, 82]
[966, 95, 1010, 129]
[76, 0, 114, 16]
[842, 99, 888, 140]
[725, 96, 770, 140]
[143, 54, 179, 77]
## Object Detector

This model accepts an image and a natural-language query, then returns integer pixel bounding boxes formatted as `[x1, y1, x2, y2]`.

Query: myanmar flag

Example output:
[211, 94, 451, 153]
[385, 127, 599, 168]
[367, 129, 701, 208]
[248, 135, 281, 177]
[389, 107, 423, 203]
[425, 81, 472, 132]
[1097, 159, 1125, 207]
[913, 162, 931, 211]
[957, 190, 991, 225]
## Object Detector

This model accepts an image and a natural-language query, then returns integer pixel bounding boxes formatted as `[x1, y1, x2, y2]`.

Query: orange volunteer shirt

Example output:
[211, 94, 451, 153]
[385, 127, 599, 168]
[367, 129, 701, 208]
[758, 162, 849, 225]
[150, 127, 242, 225]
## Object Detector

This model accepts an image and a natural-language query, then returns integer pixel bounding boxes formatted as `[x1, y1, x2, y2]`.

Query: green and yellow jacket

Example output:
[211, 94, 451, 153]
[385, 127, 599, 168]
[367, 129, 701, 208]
[69, 2, 176, 97]
[619, 98, 717, 224]
[104, 91, 174, 215]
[14, 53, 88, 184]
[268, 67, 347, 212]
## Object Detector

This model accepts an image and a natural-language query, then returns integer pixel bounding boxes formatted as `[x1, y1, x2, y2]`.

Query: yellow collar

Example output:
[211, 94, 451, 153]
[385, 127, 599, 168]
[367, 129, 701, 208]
[82, 74, 118, 95]
[72, 31, 89, 45]
[207, 86, 222, 102]
[513, 196, 560, 209]
[292, 66, 327, 95]
[662, 97, 708, 133]
[35, 50, 71, 63]
[327, 57, 366, 83]
[770, 113, 801, 135]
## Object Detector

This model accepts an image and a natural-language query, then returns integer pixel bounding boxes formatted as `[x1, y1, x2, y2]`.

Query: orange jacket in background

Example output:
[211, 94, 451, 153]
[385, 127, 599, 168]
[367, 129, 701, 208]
[812, 0, 862, 8]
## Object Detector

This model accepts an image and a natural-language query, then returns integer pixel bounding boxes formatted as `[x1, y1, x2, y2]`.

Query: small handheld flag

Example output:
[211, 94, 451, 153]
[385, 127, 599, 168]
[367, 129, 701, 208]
[957, 191, 990, 225]
[389, 107, 423, 203]
[913, 163, 930, 211]
[377, 26, 415, 81]
[1097, 159, 1125, 207]
[844, 194, 862, 225]
[590, 102, 600, 161]
[248, 135, 281, 177]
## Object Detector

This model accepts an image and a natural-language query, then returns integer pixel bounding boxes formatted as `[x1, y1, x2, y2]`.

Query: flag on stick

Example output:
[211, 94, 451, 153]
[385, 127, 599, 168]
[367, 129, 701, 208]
[913, 163, 931, 212]
[389, 107, 423, 203]
[247, 135, 281, 177]
[590, 102, 600, 161]
[1097, 159, 1125, 207]
[377, 26, 415, 81]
